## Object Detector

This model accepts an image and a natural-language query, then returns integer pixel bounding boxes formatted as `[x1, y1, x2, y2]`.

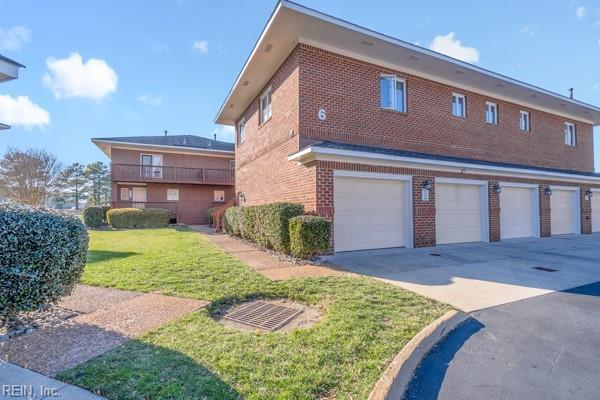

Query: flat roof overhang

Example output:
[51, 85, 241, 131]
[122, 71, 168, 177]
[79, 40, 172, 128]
[215, 0, 600, 126]
[0, 55, 24, 82]
[91, 139, 235, 159]
[289, 144, 600, 185]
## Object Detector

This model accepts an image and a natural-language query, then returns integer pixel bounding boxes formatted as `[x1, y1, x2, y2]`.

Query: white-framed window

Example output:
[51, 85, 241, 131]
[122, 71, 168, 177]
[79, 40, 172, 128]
[565, 122, 576, 146]
[259, 87, 272, 125]
[452, 93, 466, 117]
[237, 118, 245, 144]
[120, 187, 130, 201]
[167, 188, 179, 201]
[380, 74, 406, 112]
[229, 160, 235, 170]
[214, 190, 225, 203]
[485, 101, 498, 124]
[520, 111, 530, 132]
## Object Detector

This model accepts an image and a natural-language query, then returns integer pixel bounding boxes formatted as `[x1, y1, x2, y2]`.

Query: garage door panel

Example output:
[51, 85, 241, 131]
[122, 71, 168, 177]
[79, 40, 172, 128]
[436, 182, 484, 245]
[500, 187, 535, 239]
[592, 194, 600, 232]
[334, 176, 408, 252]
[551, 190, 576, 235]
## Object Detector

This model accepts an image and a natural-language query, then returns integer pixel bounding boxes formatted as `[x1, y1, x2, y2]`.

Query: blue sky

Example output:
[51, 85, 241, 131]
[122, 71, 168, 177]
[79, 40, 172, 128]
[1, 0, 599, 167]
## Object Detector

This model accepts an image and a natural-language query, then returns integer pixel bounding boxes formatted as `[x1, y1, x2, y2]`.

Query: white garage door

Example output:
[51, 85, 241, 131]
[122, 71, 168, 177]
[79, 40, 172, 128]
[551, 189, 577, 235]
[500, 186, 536, 239]
[592, 191, 600, 232]
[436, 182, 485, 245]
[334, 176, 407, 252]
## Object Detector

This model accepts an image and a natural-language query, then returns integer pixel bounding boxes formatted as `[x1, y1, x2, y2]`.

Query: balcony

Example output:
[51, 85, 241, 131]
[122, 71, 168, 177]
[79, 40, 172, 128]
[111, 164, 234, 185]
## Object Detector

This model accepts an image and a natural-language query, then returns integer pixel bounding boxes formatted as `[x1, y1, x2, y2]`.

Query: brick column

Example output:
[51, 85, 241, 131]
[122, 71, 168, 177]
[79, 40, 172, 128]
[316, 163, 334, 253]
[539, 185, 551, 237]
[412, 176, 436, 248]
[580, 187, 592, 234]
[488, 181, 501, 242]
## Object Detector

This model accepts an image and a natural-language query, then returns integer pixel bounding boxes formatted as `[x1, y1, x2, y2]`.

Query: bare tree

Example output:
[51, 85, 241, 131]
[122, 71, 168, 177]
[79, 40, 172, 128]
[0, 148, 62, 206]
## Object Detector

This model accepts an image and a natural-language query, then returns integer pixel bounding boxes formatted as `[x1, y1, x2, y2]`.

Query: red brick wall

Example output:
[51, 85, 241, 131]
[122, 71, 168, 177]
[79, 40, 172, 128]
[488, 181, 501, 242]
[298, 44, 594, 173]
[412, 176, 436, 247]
[234, 47, 317, 210]
[580, 187, 592, 234]
[539, 185, 552, 237]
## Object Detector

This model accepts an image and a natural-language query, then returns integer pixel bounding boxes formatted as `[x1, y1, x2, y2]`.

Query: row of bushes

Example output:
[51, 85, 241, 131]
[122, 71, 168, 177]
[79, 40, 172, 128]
[1, 204, 88, 326]
[84, 206, 170, 229]
[223, 202, 330, 258]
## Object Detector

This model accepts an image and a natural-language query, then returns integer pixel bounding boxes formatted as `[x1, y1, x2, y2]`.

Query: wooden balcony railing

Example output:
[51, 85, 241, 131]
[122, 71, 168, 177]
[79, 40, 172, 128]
[111, 164, 234, 185]
[111, 201, 178, 218]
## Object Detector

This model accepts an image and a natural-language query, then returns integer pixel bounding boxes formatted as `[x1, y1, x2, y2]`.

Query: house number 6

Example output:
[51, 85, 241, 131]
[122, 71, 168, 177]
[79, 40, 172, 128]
[318, 108, 326, 121]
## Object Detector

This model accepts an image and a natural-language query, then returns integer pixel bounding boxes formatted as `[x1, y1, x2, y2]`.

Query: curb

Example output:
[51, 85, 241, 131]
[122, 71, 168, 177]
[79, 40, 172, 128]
[368, 310, 469, 400]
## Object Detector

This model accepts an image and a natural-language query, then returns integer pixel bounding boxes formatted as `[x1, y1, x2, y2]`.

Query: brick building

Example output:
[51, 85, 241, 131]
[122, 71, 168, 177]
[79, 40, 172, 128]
[93, 135, 235, 224]
[215, 1, 600, 252]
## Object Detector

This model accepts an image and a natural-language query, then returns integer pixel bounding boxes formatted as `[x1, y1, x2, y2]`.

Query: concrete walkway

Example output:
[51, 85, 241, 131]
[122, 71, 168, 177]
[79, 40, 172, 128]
[189, 225, 342, 280]
[1, 360, 104, 399]
[326, 234, 600, 312]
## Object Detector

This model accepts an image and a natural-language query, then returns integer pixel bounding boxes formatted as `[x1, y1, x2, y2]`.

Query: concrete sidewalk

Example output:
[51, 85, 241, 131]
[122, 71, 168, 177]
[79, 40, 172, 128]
[189, 225, 343, 280]
[1, 360, 104, 399]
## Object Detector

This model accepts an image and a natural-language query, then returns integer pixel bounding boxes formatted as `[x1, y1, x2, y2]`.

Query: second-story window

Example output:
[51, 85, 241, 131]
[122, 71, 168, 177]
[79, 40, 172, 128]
[380, 74, 406, 112]
[520, 111, 530, 132]
[237, 118, 245, 144]
[485, 102, 498, 124]
[452, 93, 466, 117]
[565, 122, 576, 146]
[259, 87, 272, 125]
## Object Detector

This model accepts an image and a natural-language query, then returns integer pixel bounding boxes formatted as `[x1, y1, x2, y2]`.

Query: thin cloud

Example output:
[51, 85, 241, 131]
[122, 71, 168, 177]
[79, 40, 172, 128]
[0, 26, 31, 51]
[430, 32, 480, 63]
[576, 6, 587, 19]
[0, 94, 50, 129]
[193, 40, 209, 53]
[137, 94, 162, 107]
[42, 52, 118, 100]
[521, 25, 535, 36]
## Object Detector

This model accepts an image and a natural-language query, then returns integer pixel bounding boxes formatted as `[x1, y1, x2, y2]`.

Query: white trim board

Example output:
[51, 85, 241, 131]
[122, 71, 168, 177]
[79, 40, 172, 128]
[289, 145, 600, 185]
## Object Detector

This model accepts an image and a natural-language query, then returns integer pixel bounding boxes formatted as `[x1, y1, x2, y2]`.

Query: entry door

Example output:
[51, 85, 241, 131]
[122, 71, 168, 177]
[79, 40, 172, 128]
[500, 186, 537, 239]
[141, 154, 162, 179]
[132, 187, 147, 206]
[550, 189, 576, 235]
[334, 176, 408, 252]
[436, 182, 485, 245]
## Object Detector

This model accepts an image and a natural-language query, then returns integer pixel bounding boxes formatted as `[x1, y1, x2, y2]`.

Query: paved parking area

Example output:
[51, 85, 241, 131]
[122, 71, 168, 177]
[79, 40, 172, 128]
[325, 234, 600, 311]
[404, 281, 600, 400]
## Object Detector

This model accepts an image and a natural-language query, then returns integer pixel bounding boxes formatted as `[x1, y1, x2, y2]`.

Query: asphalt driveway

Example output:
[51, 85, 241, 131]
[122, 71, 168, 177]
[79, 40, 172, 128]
[325, 234, 600, 311]
[404, 281, 600, 400]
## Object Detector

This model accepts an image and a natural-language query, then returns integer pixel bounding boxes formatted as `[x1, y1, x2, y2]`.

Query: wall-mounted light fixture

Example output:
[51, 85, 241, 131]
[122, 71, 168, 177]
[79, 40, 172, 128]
[422, 180, 432, 191]
[237, 191, 246, 204]
[544, 187, 553, 196]
[493, 183, 502, 194]
[585, 189, 593, 198]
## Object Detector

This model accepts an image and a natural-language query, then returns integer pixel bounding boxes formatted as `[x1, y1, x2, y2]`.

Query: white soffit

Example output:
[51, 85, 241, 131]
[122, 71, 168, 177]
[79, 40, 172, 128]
[215, 1, 600, 125]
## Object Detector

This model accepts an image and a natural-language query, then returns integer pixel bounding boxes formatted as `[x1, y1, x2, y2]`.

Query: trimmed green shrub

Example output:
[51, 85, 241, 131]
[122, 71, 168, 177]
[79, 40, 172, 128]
[107, 208, 170, 229]
[83, 206, 104, 228]
[224, 206, 243, 237]
[289, 215, 331, 258]
[207, 207, 218, 225]
[0, 204, 88, 326]
[242, 203, 304, 253]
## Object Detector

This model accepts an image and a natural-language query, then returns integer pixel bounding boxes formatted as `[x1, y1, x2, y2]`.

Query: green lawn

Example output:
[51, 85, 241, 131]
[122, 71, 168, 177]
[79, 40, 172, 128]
[60, 228, 450, 400]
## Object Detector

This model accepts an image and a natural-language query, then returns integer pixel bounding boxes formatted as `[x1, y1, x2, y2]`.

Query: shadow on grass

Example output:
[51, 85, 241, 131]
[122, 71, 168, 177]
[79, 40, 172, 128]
[59, 339, 241, 400]
[86, 250, 138, 264]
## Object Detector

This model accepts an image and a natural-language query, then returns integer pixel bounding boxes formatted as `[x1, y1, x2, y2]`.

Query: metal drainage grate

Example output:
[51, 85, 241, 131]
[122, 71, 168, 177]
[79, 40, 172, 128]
[224, 301, 303, 331]
[533, 266, 559, 272]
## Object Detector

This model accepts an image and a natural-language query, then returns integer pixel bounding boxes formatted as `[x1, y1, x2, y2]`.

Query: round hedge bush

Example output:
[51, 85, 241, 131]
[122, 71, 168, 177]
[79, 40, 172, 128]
[83, 206, 104, 228]
[0, 204, 89, 325]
